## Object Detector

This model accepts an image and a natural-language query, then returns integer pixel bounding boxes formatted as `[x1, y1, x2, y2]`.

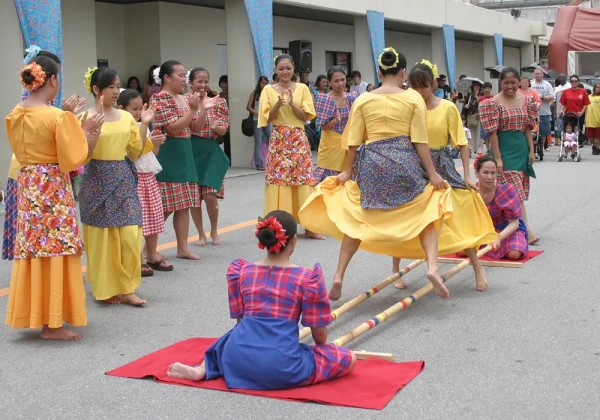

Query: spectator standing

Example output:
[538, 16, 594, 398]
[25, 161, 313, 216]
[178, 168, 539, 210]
[349, 71, 369, 95]
[530, 69, 555, 151]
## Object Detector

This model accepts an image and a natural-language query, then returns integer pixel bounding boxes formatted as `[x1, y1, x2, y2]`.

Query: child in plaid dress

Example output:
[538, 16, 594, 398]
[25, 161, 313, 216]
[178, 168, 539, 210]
[166, 210, 356, 390]
[475, 155, 528, 260]
[118, 89, 174, 275]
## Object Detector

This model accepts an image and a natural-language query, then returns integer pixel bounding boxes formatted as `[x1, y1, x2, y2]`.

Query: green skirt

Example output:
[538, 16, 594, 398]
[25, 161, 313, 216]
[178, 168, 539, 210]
[156, 136, 199, 183]
[191, 136, 230, 191]
[495, 131, 536, 178]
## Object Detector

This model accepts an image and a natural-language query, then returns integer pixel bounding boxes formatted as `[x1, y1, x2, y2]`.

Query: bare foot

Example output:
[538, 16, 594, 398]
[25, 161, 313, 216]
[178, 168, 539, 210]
[101, 296, 122, 304]
[211, 233, 222, 246]
[474, 266, 488, 292]
[329, 274, 343, 301]
[394, 277, 407, 289]
[305, 231, 326, 240]
[121, 293, 146, 306]
[167, 362, 206, 382]
[195, 236, 207, 247]
[426, 270, 450, 299]
[40, 326, 83, 341]
[176, 250, 201, 260]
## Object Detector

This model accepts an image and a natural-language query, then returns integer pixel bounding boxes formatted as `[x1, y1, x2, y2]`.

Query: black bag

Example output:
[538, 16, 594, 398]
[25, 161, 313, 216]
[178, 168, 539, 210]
[241, 91, 256, 137]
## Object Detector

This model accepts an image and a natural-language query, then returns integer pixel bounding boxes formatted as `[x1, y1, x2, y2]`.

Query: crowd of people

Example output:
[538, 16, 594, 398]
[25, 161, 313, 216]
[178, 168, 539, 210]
[3, 42, 566, 391]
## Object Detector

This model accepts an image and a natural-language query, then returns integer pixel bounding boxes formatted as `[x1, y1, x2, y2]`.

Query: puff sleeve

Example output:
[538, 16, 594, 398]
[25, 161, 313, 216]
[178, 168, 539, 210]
[300, 264, 333, 328]
[55, 111, 89, 173]
[500, 183, 522, 221]
[409, 95, 429, 144]
[150, 92, 179, 131]
[343, 99, 367, 148]
[448, 103, 468, 148]
[226, 259, 249, 319]
[300, 84, 316, 121]
[480, 99, 500, 134]
[125, 113, 145, 157]
[314, 94, 335, 127]
[258, 85, 273, 128]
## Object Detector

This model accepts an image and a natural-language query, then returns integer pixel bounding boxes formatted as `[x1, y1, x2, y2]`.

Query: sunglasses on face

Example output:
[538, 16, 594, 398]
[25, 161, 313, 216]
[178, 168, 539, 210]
[570, 80, 579, 83]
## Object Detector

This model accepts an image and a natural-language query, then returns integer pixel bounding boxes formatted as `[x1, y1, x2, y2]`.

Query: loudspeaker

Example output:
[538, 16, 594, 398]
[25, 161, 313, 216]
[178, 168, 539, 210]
[510, 8, 521, 18]
[289, 40, 312, 73]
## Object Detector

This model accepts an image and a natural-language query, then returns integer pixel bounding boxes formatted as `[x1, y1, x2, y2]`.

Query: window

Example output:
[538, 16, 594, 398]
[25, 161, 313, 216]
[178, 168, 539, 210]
[326, 51, 352, 75]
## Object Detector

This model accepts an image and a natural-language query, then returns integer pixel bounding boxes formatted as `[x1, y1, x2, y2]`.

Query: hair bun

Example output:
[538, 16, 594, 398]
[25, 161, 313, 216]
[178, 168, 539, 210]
[257, 227, 278, 247]
[380, 51, 397, 67]
[21, 69, 35, 85]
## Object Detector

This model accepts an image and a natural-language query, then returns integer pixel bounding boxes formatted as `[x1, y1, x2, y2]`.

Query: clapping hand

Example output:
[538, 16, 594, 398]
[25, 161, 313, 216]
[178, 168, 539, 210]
[149, 128, 166, 147]
[141, 102, 157, 125]
[62, 94, 87, 114]
[188, 92, 201, 111]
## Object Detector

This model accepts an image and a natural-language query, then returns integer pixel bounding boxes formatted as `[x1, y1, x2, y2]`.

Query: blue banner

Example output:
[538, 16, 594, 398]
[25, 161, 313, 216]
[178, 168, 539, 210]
[366, 10, 385, 84]
[244, 0, 273, 78]
[494, 33, 503, 66]
[442, 24, 456, 89]
[14, 0, 64, 106]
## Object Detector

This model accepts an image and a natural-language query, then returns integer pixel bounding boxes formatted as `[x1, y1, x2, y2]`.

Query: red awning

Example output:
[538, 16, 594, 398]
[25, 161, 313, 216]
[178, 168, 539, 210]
[549, 6, 600, 73]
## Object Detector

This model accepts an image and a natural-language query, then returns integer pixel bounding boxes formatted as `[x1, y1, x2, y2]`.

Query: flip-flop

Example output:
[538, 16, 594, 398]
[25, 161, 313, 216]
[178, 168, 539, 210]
[147, 260, 174, 272]
[141, 263, 154, 277]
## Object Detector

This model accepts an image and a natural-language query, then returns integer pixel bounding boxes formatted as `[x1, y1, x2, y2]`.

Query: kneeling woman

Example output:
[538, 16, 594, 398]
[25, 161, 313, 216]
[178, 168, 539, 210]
[475, 155, 528, 260]
[167, 210, 356, 389]
[392, 62, 497, 292]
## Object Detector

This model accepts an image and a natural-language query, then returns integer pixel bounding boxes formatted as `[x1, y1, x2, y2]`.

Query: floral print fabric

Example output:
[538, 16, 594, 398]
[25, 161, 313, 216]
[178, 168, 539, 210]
[15, 164, 83, 259]
[265, 125, 316, 186]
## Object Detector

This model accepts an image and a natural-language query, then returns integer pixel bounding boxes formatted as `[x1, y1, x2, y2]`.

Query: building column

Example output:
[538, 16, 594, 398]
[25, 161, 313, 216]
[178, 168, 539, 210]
[354, 16, 376, 85]
[520, 42, 535, 69]
[483, 36, 497, 88]
[431, 29, 448, 80]
[225, 0, 259, 167]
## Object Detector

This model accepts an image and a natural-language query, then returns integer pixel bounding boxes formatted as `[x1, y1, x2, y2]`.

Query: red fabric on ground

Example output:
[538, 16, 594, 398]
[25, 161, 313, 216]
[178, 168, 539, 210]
[441, 250, 543, 263]
[105, 337, 424, 410]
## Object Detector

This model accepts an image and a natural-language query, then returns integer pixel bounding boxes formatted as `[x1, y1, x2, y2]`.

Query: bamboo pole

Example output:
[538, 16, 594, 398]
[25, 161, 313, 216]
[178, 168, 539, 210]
[298, 258, 426, 340]
[332, 245, 493, 347]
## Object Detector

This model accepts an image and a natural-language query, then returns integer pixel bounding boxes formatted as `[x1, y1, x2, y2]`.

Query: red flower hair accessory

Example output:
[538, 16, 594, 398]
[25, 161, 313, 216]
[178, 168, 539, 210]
[20, 63, 47, 92]
[473, 153, 486, 172]
[255, 216, 288, 253]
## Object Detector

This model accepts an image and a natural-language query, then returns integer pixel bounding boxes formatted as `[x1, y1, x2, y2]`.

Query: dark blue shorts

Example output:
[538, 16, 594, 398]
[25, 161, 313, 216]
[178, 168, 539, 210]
[539, 115, 552, 137]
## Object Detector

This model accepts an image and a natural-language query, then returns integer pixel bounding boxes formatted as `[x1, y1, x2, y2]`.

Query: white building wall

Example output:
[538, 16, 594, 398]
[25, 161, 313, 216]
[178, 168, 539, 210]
[456, 40, 485, 80]
[504, 46, 522, 70]
[385, 31, 432, 73]
[95, 2, 127, 78]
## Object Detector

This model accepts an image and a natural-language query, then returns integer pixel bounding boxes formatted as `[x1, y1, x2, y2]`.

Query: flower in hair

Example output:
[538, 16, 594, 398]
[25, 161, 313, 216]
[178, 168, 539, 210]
[473, 153, 487, 172]
[378, 47, 400, 71]
[274, 55, 279, 65]
[418, 59, 439, 79]
[83, 67, 98, 94]
[153, 67, 162, 86]
[20, 63, 47, 91]
[254, 216, 288, 254]
[23, 45, 42, 65]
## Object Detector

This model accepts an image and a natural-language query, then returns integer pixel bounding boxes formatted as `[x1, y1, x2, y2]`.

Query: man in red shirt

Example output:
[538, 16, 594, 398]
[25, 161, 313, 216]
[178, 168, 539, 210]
[560, 75, 590, 146]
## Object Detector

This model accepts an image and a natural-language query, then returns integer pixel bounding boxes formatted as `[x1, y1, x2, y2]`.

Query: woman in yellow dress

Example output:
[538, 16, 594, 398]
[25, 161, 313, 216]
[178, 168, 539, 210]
[299, 48, 456, 301]
[258, 54, 323, 239]
[5, 56, 103, 340]
[391, 61, 497, 292]
[80, 67, 155, 306]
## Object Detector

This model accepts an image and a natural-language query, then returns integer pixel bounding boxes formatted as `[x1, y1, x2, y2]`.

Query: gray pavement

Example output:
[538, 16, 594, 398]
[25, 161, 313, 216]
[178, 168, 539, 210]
[0, 147, 599, 420]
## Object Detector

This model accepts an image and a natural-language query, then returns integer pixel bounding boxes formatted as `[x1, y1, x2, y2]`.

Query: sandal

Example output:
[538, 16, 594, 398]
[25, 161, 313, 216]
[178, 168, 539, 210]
[147, 259, 174, 272]
[141, 264, 154, 277]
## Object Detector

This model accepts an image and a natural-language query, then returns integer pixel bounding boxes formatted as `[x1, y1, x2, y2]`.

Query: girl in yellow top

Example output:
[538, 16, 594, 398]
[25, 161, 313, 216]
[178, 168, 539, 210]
[392, 62, 497, 292]
[79, 68, 155, 306]
[299, 48, 454, 301]
[313, 66, 358, 183]
[5, 56, 103, 340]
[586, 82, 600, 153]
[258, 54, 323, 239]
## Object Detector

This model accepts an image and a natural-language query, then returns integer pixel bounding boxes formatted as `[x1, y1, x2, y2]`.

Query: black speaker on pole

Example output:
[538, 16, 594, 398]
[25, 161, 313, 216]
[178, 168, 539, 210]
[288, 40, 312, 73]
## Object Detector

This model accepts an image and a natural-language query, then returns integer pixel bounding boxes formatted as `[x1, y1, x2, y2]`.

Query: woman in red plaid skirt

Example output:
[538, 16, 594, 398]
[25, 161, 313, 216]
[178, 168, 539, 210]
[149, 60, 212, 261]
[187, 68, 230, 246]
[475, 155, 528, 259]
[166, 211, 356, 389]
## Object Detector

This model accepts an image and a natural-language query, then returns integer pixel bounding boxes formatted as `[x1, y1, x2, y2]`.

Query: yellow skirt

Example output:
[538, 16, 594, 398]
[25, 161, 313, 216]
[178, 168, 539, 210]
[264, 184, 314, 222]
[5, 255, 87, 329]
[317, 130, 347, 172]
[82, 225, 143, 300]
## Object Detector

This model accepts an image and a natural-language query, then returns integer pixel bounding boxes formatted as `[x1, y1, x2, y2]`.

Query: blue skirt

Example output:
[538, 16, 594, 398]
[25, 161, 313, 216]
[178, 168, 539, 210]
[430, 147, 466, 189]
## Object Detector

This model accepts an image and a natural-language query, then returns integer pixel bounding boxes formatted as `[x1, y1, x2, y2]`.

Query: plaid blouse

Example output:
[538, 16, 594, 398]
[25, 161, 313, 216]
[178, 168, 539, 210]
[21, 90, 56, 106]
[480, 95, 538, 134]
[486, 182, 522, 226]
[186, 95, 230, 139]
[149, 91, 191, 138]
[226, 259, 332, 328]
[314, 92, 358, 134]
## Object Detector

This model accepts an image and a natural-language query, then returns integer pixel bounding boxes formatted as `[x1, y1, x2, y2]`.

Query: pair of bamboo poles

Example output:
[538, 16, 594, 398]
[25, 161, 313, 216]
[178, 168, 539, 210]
[299, 245, 493, 348]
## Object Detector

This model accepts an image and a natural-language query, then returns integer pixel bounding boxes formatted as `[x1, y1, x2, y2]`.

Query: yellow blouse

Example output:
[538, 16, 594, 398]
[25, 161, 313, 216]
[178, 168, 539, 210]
[258, 83, 316, 128]
[426, 99, 468, 149]
[7, 154, 21, 180]
[89, 110, 148, 161]
[586, 95, 600, 128]
[344, 89, 429, 147]
[5, 105, 88, 174]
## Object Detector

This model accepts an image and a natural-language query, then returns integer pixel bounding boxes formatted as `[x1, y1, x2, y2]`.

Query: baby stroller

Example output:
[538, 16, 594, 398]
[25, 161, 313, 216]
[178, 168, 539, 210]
[532, 119, 544, 161]
[557, 112, 582, 162]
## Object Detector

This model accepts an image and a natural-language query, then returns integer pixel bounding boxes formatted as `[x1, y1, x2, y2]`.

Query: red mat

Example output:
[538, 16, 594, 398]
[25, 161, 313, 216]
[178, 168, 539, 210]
[105, 338, 424, 410]
[441, 249, 544, 264]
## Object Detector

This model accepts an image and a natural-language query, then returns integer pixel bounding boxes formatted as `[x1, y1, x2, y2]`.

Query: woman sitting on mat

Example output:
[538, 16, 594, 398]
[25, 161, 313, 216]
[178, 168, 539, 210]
[475, 155, 528, 260]
[167, 210, 356, 389]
